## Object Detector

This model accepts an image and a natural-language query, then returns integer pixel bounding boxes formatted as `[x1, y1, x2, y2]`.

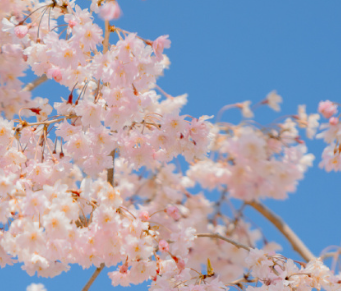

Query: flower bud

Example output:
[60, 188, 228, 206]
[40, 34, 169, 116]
[99, 1, 121, 21]
[166, 205, 181, 220]
[14, 25, 28, 38]
[158, 240, 169, 252]
[318, 100, 337, 119]
[139, 211, 150, 221]
[52, 68, 62, 82]
[329, 117, 339, 126]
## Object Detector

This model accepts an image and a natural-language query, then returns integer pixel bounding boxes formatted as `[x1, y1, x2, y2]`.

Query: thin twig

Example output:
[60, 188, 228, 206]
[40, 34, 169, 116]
[107, 149, 116, 186]
[81, 263, 105, 291]
[321, 249, 341, 260]
[23, 75, 48, 91]
[246, 200, 315, 262]
[227, 277, 256, 286]
[196, 233, 250, 251]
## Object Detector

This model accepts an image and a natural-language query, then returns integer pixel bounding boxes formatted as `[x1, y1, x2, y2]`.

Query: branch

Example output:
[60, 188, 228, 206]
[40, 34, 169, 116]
[247, 200, 315, 262]
[103, 20, 110, 54]
[23, 75, 48, 91]
[320, 249, 341, 260]
[196, 233, 250, 251]
[81, 11, 111, 277]
[107, 149, 116, 186]
[81, 263, 105, 291]
[227, 277, 257, 287]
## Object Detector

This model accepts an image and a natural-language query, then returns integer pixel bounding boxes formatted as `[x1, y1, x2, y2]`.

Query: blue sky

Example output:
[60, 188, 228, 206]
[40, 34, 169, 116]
[3, 1, 341, 290]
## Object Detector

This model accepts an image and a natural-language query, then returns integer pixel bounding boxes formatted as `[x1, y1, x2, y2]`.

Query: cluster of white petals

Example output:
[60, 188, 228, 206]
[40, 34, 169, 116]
[245, 249, 341, 291]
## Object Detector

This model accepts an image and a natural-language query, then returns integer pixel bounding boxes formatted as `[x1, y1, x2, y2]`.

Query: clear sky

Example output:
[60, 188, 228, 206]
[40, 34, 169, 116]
[3, 1, 341, 290]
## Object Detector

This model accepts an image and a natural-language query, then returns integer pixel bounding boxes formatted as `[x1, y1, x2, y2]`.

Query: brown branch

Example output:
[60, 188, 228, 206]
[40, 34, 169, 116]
[247, 200, 315, 262]
[196, 233, 250, 251]
[23, 75, 48, 91]
[103, 20, 110, 54]
[81, 263, 105, 291]
[227, 277, 257, 286]
[107, 149, 116, 187]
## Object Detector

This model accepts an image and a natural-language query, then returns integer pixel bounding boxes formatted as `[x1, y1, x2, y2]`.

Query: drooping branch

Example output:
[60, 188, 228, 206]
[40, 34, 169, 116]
[81, 263, 105, 291]
[23, 75, 48, 91]
[247, 200, 315, 262]
[81, 20, 113, 291]
[80, 149, 115, 290]
[196, 233, 250, 251]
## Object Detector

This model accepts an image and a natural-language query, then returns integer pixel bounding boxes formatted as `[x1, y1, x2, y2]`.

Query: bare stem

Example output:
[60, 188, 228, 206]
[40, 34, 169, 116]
[81, 263, 105, 291]
[18, 114, 78, 127]
[103, 20, 110, 54]
[107, 149, 116, 186]
[320, 249, 341, 260]
[227, 277, 257, 286]
[196, 233, 250, 251]
[23, 75, 48, 91]
[247, 200, 315, 262]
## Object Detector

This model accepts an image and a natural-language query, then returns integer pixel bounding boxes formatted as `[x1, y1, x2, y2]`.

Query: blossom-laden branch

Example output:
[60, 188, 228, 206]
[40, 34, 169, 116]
[247, 200, 315, 262]
[1, 0, 338, 291]
[81, 18, 113, 291]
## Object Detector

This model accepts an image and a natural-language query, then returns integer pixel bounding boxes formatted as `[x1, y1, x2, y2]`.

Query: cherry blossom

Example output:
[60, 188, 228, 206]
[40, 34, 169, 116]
[0, 1, 338, 291]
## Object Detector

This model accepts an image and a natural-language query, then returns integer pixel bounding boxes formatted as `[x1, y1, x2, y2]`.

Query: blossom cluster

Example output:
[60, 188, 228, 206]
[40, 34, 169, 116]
[0, 1, 339, 291]
[186, 99, 318, 201]
[317, 100, 341, 171]
[245, 248, 341, 291]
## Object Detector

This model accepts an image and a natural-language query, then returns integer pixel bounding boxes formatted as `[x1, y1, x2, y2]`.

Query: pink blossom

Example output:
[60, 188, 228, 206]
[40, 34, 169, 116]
[173, 256, 186, 272]
[158, 240, 169, 252]
[153, 35, 171, 61]
[329, 117, 339, 125]
[68, 20, 77, 28]
[166, 205, 181, 220]
[14, 25, 28, 38]
[47, 67, 62, 82]
[318, 100, 338, 119]
[139, 211, 150, 221]
[99, 1, 121, 21]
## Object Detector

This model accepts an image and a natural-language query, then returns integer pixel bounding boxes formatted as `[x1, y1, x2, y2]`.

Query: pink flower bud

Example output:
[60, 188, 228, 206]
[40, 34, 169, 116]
[166, 205, 181, 220]
[318, 100, 338, 119]
[139, 211, 150, 221]
[329, 117, 339, 126]
[68, 20, 77, 28]
[119, 262, 128, 273]
[152, 35, 171, 61]
[14, 25, 28, 39]
[99, 1, 121, 21]
[158, 240, 169, 252]
[52, 68, 62, 82]
[173, 257, 185, 272]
